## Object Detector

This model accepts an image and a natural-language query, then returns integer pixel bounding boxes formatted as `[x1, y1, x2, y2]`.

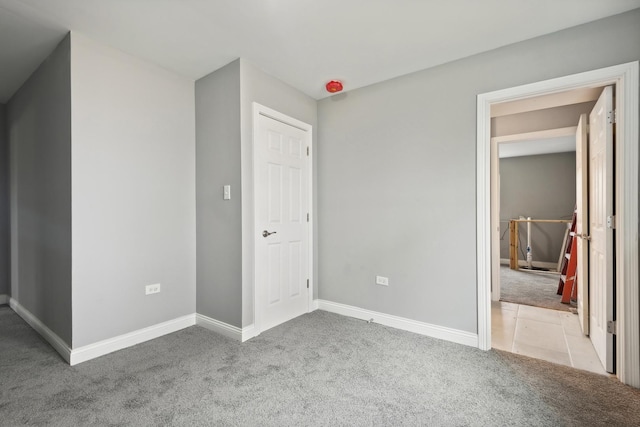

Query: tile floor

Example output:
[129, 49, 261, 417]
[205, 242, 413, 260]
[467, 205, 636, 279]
[492, 301, 609, 376]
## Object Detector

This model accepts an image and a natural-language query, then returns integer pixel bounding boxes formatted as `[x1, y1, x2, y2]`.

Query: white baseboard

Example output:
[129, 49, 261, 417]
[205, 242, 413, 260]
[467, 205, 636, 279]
[499, 258, 558, 270]
[0, 294, 9, 305]
[9, 298, 197, 365]
[310, 299, 319, 311]
[241, 324, 257, 342]
[70, 314, 196, 366]
[316, 299, 478, 348]
[9, 294, 477, 364]
[10, 298, 72, 364]
[195, 313, 244, 341]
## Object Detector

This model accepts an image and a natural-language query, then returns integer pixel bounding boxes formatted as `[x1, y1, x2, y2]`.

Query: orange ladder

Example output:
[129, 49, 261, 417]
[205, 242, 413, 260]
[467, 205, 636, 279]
[557, 209, 578, 304]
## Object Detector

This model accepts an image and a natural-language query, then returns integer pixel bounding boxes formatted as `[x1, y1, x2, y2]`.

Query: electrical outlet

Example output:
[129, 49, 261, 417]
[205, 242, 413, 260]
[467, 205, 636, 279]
[145, 283, 161, 295]
[376, 275, 389, 286]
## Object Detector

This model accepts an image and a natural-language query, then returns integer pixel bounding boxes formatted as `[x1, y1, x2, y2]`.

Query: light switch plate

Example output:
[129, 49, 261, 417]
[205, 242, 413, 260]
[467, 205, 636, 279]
[145, 283, 161, 295]
[376, 276, 389, 286]
[223, 185, 231, 200]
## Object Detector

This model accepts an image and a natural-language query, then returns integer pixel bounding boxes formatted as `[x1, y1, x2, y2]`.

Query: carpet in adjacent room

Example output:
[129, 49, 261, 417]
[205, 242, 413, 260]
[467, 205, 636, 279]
[500, 265, 575, 312]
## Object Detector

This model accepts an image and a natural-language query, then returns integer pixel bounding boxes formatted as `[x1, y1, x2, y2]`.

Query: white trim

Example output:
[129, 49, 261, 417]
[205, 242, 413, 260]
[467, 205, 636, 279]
[196, 313, 242, 340]
[251, 102, 314, 336]
[317, 299, 478, 348]
[499, 259, 559, 271]
[9, 298, 72, 363]
[0, 294, 8, 305]
[490, 136, 500, 302]
[241, 323, 257, 342]
[492, 126, 577, 145]
[477, 62, 639, 387]
[311, 299, 319, 311]
[195, 315, 257, 342]
[616, 62, 639, 387]
[70, 314, 196, 365]
[477, 88, 492, 350]
[11, 298, 198, 365]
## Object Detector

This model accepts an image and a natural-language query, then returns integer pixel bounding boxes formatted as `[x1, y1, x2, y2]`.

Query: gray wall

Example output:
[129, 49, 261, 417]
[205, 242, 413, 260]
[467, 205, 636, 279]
[0, 103, 8, 298]
[196, 60, 242, 327]
[499, 152, 576, 263]
[195, 59, 317, 329]
[70, 33, 196, 347]
[317, 9, 640, 334]
[7, 35, 72, 344]
[239, 59, 318, 327]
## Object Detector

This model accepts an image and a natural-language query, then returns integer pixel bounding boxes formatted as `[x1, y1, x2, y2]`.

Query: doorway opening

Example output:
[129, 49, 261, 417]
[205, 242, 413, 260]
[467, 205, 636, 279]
[490, 93, 604, 373]
[476, 62, 639, 387]
[494, 123, 583, 312]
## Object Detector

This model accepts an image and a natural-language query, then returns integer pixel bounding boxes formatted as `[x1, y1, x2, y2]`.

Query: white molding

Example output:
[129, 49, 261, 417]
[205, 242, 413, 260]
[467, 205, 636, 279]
[616, 62, 639, 387]
[490, 137, 500, 302]
[11, 298, 197, 365]
[241, 323, 257, 342]
[251, 102, 314, 337]
[477, 61, 639, 387]
[499, 259, 559, 271]
[195, 314, 258, 342]
[311, 299, 319, 311]
[492, 126, 577, 144]
[70, 314, 196, 365]
[477, 88, 492, 350]
[0, 294, 9, 305]
[9, 298, 72, 363]
[196, 313, 242, 341]
[317, 300, 478, 348]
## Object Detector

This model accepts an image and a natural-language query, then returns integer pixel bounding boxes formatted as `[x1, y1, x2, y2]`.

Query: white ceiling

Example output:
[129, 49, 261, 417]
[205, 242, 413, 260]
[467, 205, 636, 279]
[1, 0, 640, 103]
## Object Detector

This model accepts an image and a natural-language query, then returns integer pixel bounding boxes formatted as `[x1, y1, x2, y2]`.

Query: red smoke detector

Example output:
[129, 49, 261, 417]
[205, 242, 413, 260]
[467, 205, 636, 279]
[325, 80, 344, 93]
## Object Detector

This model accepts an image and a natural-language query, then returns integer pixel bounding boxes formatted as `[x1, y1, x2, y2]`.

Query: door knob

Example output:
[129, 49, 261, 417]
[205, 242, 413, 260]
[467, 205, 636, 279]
[262, 230, 277, 238]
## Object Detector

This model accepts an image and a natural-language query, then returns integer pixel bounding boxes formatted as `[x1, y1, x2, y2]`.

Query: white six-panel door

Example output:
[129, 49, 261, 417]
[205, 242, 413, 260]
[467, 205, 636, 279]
[255, 110, 310, 333]
[589, 86, 614, 373]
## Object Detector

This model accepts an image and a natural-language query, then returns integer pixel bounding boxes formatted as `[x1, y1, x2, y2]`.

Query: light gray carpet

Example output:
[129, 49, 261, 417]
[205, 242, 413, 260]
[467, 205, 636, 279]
[2, 305, 639, 426]
[500, 265, 575, 312]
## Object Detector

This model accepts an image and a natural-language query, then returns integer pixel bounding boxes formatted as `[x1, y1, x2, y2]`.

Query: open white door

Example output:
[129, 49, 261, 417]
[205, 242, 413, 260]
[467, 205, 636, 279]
[575, 114, 589, 335]
[588, 86, 614, 373]
[254, 108, 311, 333]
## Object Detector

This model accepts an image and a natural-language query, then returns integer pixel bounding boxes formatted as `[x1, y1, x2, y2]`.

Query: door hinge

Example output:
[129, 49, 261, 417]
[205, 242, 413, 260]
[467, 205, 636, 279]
[306, 146, 309, 156]
[306, 279, 309, 289]
[307, 213, 309, 222]
[606, 215, 616, 229]
[607, 320, 617, 335]
[608, 109, 616, 125]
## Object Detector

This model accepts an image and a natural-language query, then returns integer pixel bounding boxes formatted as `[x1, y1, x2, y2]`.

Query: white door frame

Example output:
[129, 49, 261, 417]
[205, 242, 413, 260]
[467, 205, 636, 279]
[476, 62, 639, 387]
[250, 102, 314, 337]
